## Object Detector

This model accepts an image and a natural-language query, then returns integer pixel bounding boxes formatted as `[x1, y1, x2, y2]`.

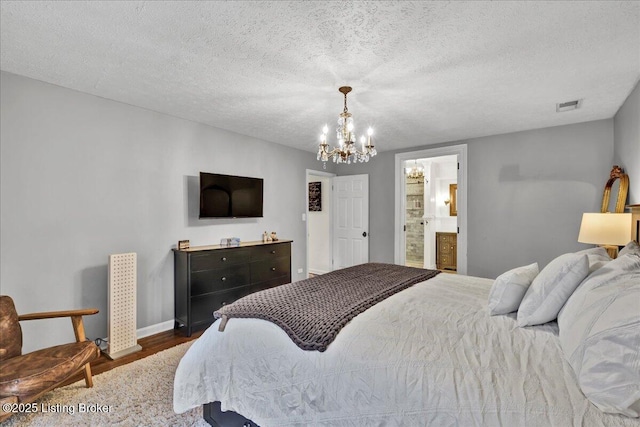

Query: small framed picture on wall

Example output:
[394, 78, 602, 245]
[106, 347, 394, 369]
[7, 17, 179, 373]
[309, 182, 321, 212]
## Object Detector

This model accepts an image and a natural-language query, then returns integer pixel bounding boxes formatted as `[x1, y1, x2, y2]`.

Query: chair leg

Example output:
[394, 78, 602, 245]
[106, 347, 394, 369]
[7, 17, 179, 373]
[82, 363, 94, 388]
[71, 315, 95, 388]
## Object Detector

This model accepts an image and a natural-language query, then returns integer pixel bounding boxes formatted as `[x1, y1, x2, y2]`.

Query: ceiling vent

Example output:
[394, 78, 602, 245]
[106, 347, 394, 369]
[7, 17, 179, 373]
[556, 99, 582, 112]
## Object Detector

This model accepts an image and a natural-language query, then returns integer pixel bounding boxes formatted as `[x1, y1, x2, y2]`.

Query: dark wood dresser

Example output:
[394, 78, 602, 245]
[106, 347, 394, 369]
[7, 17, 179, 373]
[436, 232, 457, 271]
[173, 240, 292, 336]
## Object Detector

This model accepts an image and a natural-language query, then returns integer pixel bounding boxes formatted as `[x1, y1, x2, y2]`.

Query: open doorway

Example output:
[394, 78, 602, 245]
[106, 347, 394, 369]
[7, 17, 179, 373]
[395, 145, 467, 275]
[403, 156, 457, 271]
[306, 170, 334, 278]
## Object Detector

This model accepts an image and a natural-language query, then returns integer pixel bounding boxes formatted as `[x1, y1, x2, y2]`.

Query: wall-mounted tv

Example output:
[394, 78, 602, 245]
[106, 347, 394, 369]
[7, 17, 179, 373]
[200, 172, 264, 218]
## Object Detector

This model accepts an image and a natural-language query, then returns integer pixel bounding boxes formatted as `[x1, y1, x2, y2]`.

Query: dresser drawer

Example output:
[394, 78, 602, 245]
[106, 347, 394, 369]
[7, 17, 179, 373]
[190, 248, 251, 271]
[438, 234, 452, 245]
[251, 256, 290, 283]
[190, 288, 247, 325]
[190, 264, 251, 296]
[439, 254, 452, 266]
[250, 275, 291, 293]
[439, 243, 455, 256]
[251, 243, 291, 261]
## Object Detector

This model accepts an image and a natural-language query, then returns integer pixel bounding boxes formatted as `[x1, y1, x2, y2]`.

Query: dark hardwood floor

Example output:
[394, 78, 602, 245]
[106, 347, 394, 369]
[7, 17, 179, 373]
[61, 328, 203, 387]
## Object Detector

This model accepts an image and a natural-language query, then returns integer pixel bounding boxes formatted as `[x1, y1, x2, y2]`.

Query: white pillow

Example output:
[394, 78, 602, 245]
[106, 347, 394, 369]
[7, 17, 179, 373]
[557, 254, 640, 417]
[487, 263, 539, 315]
[574, 246, 611, 273]
[559, 253, 640, 329]
[619, 240, 640, 257]
[516, 253, 589, 327]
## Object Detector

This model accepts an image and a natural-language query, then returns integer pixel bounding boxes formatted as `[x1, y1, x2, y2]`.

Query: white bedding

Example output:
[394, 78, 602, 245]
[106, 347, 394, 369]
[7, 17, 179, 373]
[173, 273, 637, 426]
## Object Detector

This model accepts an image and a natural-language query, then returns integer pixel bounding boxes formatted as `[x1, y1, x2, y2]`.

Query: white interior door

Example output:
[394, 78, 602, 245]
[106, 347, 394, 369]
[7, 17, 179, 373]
[333, 174, 369, 269]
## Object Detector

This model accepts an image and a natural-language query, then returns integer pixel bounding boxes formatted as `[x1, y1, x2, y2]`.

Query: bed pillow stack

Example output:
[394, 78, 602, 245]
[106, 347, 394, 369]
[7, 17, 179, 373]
[488, 245, 639, 416]
[557, 253, 640, 417]
[487, 247, 611, 320]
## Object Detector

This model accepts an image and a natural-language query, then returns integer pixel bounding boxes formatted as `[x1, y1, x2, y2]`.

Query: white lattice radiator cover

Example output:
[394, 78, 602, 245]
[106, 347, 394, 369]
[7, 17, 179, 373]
[106, 252, 142, 359]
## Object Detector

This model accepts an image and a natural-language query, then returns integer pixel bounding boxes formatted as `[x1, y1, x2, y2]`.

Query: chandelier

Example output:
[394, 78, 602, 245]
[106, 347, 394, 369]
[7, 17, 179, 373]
[406, 160, 425, 179]
[317, 86, 377, 165]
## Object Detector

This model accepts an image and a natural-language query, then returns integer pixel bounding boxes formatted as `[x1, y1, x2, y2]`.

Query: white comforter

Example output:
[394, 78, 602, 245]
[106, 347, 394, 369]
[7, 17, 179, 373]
[173, 273, 636, 426]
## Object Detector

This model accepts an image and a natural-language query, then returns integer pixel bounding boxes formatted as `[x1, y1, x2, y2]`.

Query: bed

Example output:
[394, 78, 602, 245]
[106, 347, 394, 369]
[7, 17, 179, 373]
[173, 262, 639, 426]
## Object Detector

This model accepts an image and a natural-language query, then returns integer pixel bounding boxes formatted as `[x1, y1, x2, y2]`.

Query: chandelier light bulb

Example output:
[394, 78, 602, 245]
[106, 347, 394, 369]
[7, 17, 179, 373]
[367, 127, 373, 136]
[322, 124, 328, 134]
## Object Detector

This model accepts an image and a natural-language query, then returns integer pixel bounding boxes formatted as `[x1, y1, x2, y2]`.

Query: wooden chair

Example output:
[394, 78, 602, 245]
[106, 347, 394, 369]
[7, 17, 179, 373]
[0, 296, 100, 421]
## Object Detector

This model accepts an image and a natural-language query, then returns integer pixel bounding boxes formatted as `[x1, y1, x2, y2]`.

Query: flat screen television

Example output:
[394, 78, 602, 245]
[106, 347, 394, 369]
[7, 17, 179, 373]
[199, 172, 264, 218]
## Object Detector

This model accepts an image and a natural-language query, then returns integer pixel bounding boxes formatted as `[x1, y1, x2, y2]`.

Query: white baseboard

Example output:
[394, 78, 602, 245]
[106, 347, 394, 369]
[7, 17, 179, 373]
[98, 320, 175, 348]
[309, 268, 330, 275]
[136, 320, 175, 339]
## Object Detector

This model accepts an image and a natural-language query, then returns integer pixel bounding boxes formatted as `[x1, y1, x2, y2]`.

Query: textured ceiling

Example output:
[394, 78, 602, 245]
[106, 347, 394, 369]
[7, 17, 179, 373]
[1, 1, 639, 153]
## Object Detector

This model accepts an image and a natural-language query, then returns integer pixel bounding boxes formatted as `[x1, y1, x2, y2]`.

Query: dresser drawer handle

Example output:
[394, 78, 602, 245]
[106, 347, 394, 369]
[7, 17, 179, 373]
[271, 267, 276, 271]
[221, 257, 227, 262]
[221, 277, 227, 281]
[271, 250, 276, 254]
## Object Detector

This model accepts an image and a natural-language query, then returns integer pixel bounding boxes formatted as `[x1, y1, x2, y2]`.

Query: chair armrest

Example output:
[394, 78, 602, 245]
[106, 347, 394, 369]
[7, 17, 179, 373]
[18, 308, 99, 345]
[18, 308, 99, 321]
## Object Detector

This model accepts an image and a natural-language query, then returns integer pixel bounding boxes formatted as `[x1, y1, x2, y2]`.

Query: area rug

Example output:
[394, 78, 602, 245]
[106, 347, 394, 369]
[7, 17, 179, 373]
[3, 342, 210, 426]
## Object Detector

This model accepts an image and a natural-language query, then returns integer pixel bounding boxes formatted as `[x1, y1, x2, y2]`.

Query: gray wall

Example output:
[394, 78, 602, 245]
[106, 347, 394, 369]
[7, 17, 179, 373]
[0, 72, 324, 352]
[614, 80, 639, 205]
[337, 120, 614, 279]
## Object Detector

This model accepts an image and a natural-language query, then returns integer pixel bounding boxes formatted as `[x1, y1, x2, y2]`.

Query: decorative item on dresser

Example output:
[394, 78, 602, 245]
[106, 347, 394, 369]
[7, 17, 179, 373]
[173, 240, 292, 336]
[436, 232, 457, 271]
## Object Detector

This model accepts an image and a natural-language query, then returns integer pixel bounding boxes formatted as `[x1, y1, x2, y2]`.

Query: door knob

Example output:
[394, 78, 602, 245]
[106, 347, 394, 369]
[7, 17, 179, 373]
[362, 231, 368, 237]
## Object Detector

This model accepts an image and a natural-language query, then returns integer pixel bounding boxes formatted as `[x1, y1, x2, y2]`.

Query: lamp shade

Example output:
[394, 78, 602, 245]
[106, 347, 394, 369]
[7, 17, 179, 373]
[578, 213, 632, 246]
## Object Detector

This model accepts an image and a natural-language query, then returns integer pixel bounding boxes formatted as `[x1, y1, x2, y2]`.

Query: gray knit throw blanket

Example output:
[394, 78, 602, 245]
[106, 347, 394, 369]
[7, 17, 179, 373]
[214, 263, 440, 352]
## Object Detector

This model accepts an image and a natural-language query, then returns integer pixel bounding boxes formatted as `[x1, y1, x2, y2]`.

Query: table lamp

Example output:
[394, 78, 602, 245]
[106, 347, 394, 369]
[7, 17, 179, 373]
[578, 213, 632, 258]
